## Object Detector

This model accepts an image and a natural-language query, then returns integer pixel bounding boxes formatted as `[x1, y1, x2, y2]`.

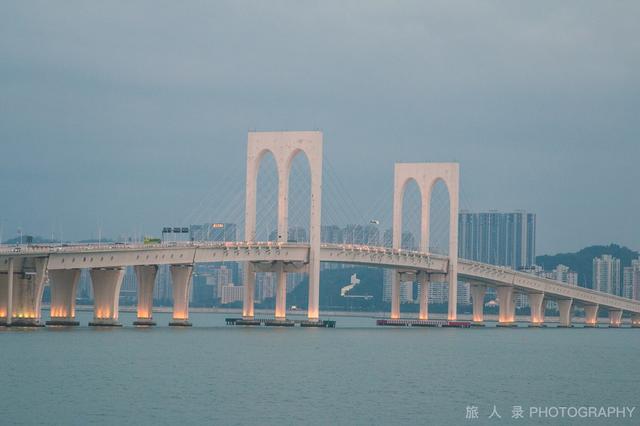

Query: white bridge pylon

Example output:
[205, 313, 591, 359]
[392, 163, 459, 320]
[243, 131, 323, 320]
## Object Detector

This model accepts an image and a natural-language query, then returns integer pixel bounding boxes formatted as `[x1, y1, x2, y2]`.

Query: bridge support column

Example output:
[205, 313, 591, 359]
[133, 265, 157, 326]
[418, 272, 429, 320]
[0, 273, 5, 325]
[528, 292, 546, 327]
[169, 265, 193, 326]
[557, 299, 573, 327]
[0, 258, 15, 326]
[89, 268, 125, 326]
[0, 258, 15, 327]
[11, 257, 48, 326]
[496, 286, 516, 326]
[608, 309, 622, 328]
[632, 313, 640, 328]
[46, 269, 81, 326]
[275, 262, 287, 320]
[470, 284, 486, 325]
[391, 271, 401, 320]
[583, 304, 599, 327]
[243, 263, 255, 320]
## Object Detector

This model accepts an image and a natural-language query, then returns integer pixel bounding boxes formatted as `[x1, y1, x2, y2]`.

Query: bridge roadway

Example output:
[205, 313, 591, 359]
[1, 242, 639, 327]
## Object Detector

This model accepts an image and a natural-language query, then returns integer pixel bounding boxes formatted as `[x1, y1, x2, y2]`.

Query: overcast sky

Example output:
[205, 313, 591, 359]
[1, 1, 638, 254]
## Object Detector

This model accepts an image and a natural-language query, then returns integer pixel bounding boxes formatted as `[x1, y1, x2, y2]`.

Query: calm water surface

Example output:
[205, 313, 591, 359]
[1, 311, 638, 425]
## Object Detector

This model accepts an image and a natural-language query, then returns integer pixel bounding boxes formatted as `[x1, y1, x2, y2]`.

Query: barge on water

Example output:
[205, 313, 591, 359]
[226, 318, 336, 328]
[376, 319, 472, 328]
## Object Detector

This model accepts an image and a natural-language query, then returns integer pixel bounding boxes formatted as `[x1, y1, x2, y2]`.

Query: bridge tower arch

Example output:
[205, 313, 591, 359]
[243, 131, 323, 320]
[392, 163, 459, 320]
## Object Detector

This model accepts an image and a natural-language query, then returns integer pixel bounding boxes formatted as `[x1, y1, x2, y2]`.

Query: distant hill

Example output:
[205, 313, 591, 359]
[536, 244, 639, 288]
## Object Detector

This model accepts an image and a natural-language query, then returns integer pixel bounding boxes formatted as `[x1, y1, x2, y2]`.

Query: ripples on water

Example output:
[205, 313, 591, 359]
[1, 311, 639, 425]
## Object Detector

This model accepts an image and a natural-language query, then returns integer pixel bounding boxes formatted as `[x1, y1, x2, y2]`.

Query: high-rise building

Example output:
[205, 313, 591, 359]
[592, 255, 621, 295]
[427, 281, 471, 305]
[633, 259, 640, 301]
[341, 224, 381, 246]
[255, 272, 276, 302]
[287, 226, 307, 243]
[623, 259, 640, 300]
[154, 264, 172, 305]
[321, 225, 343, 244]
[382, 270, 413, 303]
[623, 267, 633, 300]
[212, 265, 232, 287]
[458, 210, 536, 270]
[120, 266, 137, 304]
[78, 269, 92, 302]
[268, 227, 308, 243]
[552, 264, 578, 286]
[457, 282, 471, 305]
[220, 284, 244, 304]
[191, 273, 216, 306]
[428, 281, 448, 304]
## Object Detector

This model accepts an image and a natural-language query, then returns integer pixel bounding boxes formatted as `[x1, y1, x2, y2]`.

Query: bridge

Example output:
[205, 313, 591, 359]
[1, 131, 639, 328]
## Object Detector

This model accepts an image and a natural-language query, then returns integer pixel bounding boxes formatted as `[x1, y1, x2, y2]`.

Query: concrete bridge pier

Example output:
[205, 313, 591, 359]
[470, 284, 486, 325]
[89, 267, 125, 326]
[583, 304, 599, 327]
[0, 258, 14, 326]
[557, 299, 573, 327]
[133, 265, 157, 326]
[632, 313, 640, 328]
[608, 309, 622, 328]
[169, 265, 193, 326]
[10, 257, 48, 326]
[528, 292, 546, 327]
[390, 271, 401, 320]
[390, 271, 414, 320]
[242, 263, 255, 320]
[496, 286, 516, 327]
[418, 272, 429, 320]
[275, 262, 287, 320]
[46, 269, 81, 326]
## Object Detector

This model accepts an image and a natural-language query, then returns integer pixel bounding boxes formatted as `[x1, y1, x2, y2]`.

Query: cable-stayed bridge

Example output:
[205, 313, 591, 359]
[1, 131, 639, 328]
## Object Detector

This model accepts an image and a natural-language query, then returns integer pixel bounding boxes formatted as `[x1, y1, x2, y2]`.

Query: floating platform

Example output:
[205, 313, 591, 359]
[4, 319, 45, 327]
[376, 319, 471, 328]
[264, 320, 295, 327]
[496, 323, 519, 328]
[88, 321, 123, 327]
[133, 319, 157, 326]
[226, 318, 336, 328]
[169, 320, 192, 327]
[46, 319, 80, 326]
